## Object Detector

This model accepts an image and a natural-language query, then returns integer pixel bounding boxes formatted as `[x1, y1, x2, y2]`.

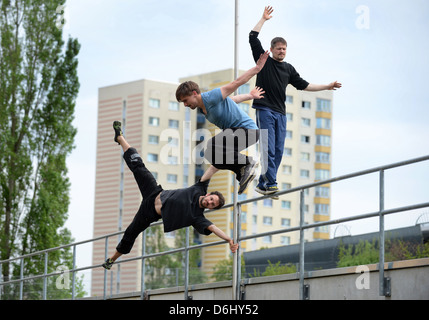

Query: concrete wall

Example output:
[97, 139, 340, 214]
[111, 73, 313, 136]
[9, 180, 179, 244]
[93, 258, 429, 300]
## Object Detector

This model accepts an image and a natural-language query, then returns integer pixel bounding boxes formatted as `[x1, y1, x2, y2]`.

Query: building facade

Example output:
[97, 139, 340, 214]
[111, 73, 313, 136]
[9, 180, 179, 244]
[92, 71, 333, 295]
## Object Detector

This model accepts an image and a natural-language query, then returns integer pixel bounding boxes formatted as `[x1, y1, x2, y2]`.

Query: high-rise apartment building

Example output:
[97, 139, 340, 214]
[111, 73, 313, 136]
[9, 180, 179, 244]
[92, 70, 333, 295]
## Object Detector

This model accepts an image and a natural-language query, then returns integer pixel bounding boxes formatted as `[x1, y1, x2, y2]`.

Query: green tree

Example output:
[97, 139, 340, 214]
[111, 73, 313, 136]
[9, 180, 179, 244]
[0, 0, 82, 298]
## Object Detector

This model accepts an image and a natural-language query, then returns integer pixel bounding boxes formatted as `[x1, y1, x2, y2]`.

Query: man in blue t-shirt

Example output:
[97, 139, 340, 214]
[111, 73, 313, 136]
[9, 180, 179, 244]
[176, 51, 269, 194]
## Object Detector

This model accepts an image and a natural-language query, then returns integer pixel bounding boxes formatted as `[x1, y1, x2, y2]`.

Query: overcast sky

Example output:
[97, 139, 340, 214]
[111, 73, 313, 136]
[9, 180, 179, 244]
[61, 0, 429, 267]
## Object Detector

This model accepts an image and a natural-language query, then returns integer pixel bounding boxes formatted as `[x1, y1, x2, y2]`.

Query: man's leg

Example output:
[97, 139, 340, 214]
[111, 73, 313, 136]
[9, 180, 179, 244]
[256, 109, 277, 192]
[113, 121, 160, 199]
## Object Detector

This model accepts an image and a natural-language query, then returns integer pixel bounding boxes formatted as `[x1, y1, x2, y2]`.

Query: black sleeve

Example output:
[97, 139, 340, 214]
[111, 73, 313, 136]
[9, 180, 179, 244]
[193, 216, 213, 235]
[289, 64, 310, 91]
[249, 31, 265, 63]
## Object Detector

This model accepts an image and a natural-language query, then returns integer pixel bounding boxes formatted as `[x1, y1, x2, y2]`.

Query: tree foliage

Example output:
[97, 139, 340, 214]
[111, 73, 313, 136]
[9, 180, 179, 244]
[0, 0, 82, 298]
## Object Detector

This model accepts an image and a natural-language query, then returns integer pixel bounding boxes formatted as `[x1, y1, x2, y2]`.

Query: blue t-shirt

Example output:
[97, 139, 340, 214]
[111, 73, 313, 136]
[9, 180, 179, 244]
[201, 88, 258, 130]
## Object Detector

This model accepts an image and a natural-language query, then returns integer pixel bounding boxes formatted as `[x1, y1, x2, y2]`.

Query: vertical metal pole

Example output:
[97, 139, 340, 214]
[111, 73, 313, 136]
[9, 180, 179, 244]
[140, 230, 147, 300]
[43, 252, 48, 300]
[232, 0, 240, 301]
[71, 244, 76, 300]
[103, 236, 108, 300]
[19, 258, 24, 300]
[184, 227, 190, 300]
[299, 190, 306, 300]
[379, 169, 385, 296]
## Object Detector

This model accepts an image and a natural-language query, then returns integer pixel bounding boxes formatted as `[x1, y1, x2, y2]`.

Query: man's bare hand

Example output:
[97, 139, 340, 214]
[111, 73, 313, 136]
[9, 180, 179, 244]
[263, 6, 274, 21]
[250, 86, 265, 100]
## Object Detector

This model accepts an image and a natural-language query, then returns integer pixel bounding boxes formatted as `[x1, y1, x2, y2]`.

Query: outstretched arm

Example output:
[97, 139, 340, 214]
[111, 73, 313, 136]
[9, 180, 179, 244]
[230, 86, 265, 104]
[200, 165, 219, 182]
[252, 6, 273, 33]
[207, 224, 239, 253]
[220, 51, 269, 100]
[304, 81, 342, 92]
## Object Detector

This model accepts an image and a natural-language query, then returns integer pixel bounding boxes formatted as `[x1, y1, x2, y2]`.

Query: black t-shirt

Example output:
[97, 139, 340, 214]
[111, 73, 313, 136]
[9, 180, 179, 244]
[160, 179, 213, 235]
[249, 31, 309, 115]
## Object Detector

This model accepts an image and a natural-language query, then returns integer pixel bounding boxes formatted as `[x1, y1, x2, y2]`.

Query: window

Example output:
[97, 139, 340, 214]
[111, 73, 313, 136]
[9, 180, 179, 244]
[147, 153, 158, 162]
[316, 98, 331, 112]
[301, 135, 310, 144]
[238, 83, 250, 94]
[169, 119, 179, 129]
[286, 113, 293, 122]
[281, 218, 291, 227]
[315, 204, 330, 215]
[317, 118, 331, 129]
[315, 169, 330, 180]
[263, 198, 273, 207]
[281, 236, 290, 245]
[149, 98, 160, 109]
[148, 135, 159, 144]
[302, 101, 311, 109]
[284, 148, 292, 157]
[300, 169, 310, 178]
[151, 171, 158, 179]
[286, 130, 293, 139]
[168, 137, 179, 146]
[281, 201, 291, 209]
[282, 183, 291, 190]
[285, 95, 293, 104]
[263, 235, 272, 244]
[167, 156, 178, 165]
[315, 186, 330, 198]
[149, 117, 159, 126]
[282, 165, 292, 175]
[301, 152, 310, 162]
[169, 101, 179, 111]
[301, 118, 311, 127]
[263, 216, 273, 225]
[316, 152, 330, 163]
[316, 135, 331, 146]
[167, 174, 177, 184]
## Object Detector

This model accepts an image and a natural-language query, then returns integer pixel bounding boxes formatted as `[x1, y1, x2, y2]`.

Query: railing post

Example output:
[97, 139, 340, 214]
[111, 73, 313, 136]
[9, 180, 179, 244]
[184, 227, 190, 300]
[378, 170, 390, 296]
[140, 230, 147, 300]
[232, 202, 241, 300]
[19, 258, 24, 300]
[299, 189, 307, 300]
[103, 236, 108, 300]
[71, 244, 77, 300]
[43, 252, 48, 300]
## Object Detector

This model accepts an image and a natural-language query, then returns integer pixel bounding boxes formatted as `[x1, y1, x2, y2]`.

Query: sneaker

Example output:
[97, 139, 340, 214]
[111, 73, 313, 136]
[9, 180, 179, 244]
[255, 185, 279, 200]
[113, 121, 123, 145]
[102, 258, 114, 270]
[238, 160, 259, 194]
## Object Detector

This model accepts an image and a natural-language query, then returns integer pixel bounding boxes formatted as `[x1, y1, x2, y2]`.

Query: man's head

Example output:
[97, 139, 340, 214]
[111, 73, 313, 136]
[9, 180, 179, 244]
[270, 37, 287, 62]
[176, 81, 201, 109]
[200, 191, 225, 210]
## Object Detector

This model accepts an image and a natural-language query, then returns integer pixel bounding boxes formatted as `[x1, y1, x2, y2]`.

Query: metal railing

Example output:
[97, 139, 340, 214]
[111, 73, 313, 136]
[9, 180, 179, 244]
[1, 154, 428, 300]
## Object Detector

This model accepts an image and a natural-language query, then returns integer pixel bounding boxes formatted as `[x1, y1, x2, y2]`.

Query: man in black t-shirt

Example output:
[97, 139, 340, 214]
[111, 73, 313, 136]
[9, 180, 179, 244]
[102, 121, 238, 270]
[250, 6, 342, 198]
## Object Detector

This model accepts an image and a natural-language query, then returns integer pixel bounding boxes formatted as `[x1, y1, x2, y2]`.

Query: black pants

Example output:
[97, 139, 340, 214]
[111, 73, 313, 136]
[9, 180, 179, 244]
[116, 148, 163, 254]
[204, 128, 260, 180]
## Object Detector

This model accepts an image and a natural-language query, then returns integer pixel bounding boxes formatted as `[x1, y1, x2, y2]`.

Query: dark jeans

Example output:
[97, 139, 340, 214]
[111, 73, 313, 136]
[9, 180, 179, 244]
[116, 148, 163, 254]
[204, 128, 260, 181]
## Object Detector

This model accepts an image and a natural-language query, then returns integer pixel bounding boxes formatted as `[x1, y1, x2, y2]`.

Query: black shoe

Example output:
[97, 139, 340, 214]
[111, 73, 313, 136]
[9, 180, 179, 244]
[102, 258, 114, 270]
[255, 185, 279, 200]
[113, 121, 123, 145]
[238, 160, 259, 194]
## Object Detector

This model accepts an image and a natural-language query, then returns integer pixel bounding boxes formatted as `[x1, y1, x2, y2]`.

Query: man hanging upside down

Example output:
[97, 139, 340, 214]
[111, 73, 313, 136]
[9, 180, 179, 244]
[102, 121, 238, 270]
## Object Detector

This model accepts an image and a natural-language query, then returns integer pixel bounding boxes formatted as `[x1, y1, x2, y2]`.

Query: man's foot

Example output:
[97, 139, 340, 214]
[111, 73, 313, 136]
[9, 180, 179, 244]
[113, 121, 123, 145]
[255, 185, 279, 200]
[238, 160, 259, 194]
[102, 258, 114, 270]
